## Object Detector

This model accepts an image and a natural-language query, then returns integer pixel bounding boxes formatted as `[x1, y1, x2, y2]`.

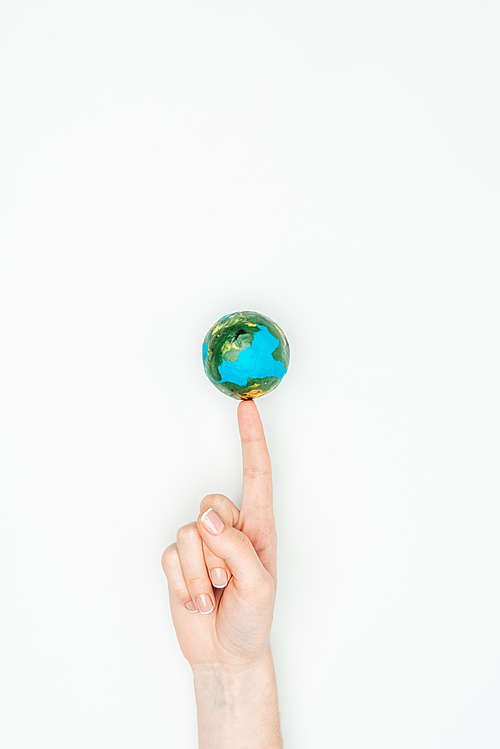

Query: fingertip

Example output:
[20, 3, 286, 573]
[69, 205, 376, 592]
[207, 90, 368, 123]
[237, 399, 264, 437]
[238, 398, 258, 413]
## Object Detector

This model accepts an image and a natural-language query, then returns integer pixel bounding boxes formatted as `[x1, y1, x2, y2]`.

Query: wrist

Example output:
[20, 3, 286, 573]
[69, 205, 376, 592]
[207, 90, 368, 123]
[190, 642, 273, 678]
[191, 644, 282, 749]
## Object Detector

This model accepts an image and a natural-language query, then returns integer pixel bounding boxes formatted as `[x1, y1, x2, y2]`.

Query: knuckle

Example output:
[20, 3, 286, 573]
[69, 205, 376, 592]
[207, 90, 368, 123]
[186, 573, 209, 590]
[202, 492, 229, 503]
[169, 585, 189, 603]
[251, 571, 276, 602]
[229, 530, 252, 556]
[200, 492, 229, 511]
[200, 493, 236, 524]
[242, 465, 272, 479]
[176, 522, 199, 544]
[240, 434, 266, 445]
[160, 543, 178, 571]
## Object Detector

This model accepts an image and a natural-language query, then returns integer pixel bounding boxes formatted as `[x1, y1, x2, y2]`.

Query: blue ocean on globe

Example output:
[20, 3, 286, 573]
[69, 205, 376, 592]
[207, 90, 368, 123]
[216, 324, 287, 386]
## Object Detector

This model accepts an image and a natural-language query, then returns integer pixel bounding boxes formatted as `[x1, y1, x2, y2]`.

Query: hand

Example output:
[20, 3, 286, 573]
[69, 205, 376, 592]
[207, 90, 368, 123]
[161, 399, 278, 673]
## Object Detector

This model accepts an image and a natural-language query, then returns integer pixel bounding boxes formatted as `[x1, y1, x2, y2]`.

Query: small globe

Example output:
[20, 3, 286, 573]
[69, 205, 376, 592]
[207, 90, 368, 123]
[202, 310, 290, 400]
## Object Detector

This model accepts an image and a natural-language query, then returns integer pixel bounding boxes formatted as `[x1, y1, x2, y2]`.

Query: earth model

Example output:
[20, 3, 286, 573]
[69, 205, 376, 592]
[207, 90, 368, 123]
[202, 310, 290, 400]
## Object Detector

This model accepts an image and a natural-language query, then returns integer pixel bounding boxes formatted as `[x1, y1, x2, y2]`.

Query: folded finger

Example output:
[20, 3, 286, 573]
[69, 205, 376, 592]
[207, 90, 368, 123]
[176, 522, 215, 615]
[198, 507, 274, 603]
[160, 543, 198, 613]
[199, 493, 239, 589]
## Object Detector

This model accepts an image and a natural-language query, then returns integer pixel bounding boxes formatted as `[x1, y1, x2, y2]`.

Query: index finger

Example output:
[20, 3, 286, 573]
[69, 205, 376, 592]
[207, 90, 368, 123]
[237, 399, 273, 515]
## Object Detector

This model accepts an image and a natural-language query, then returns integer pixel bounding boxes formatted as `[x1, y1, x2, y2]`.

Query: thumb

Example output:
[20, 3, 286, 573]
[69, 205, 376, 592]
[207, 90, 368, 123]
[197, 507, 272, 595]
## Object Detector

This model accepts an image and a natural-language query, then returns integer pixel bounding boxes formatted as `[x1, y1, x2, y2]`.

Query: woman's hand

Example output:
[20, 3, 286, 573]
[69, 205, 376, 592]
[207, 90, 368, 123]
[161, 399, 278, 673]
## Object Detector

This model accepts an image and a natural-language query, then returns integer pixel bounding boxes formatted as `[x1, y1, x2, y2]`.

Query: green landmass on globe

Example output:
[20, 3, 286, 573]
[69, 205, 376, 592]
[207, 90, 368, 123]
[202, 310, 290, 400]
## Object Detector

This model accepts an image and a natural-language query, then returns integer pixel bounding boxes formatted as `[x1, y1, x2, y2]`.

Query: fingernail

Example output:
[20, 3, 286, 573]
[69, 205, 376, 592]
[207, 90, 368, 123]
[185, 600, 197, 612]
[211, 568, 229, 588]
[196, 594, 214, 615]
[201, 508, 225, 535]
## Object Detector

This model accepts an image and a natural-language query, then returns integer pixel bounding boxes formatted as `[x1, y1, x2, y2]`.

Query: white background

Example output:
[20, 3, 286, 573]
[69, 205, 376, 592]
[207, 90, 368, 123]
[1, 2, 499, 747]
